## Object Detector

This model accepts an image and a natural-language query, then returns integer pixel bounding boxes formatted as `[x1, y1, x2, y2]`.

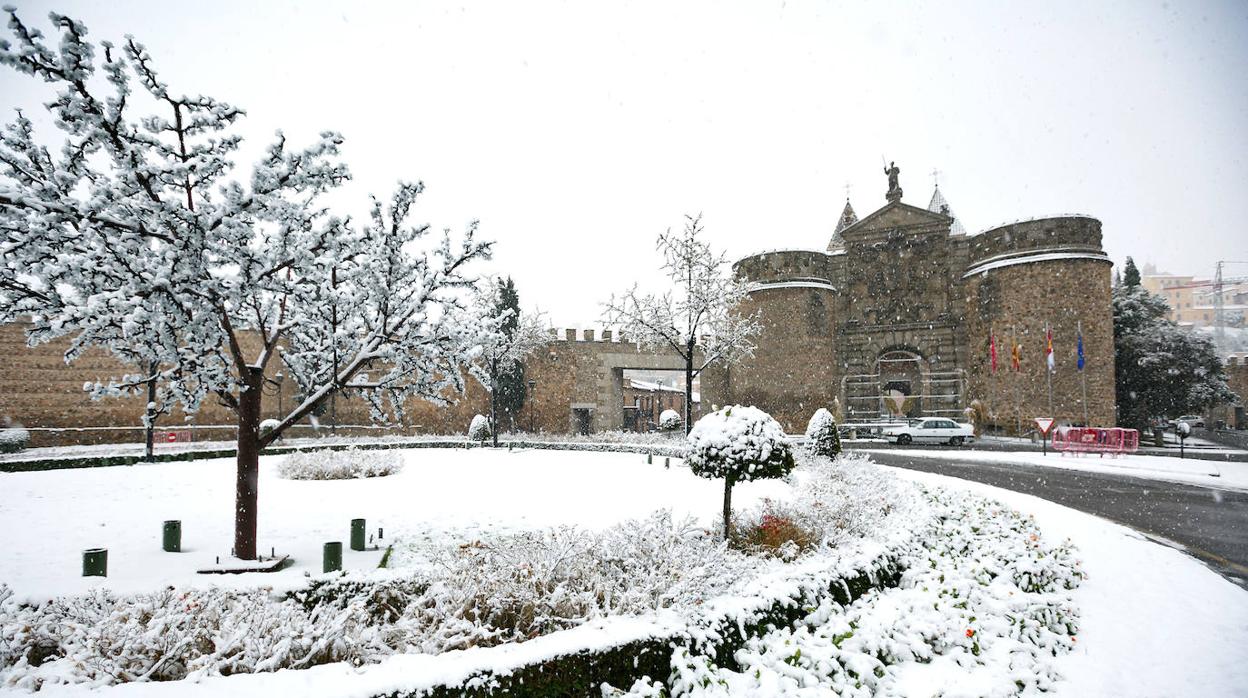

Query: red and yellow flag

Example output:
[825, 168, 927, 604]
[989, 333, 998, 373]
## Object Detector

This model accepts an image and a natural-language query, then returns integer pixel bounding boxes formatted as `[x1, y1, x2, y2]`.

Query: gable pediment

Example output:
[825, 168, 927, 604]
[841, 201, 951, 236]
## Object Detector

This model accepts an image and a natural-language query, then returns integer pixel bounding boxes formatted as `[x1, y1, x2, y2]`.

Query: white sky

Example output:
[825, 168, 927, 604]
[3, 0, 1247, 325]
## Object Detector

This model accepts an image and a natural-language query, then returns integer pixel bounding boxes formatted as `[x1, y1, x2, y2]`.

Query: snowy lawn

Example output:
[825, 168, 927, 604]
[859, 447, 1248, 492]
[0, 447, 789, 601]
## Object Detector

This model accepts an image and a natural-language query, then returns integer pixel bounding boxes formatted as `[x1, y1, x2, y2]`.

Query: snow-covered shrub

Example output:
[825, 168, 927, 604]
[804, 408, 840, 457]
[277, 447, 404, 480]
[658, 409, 683, 432]
[468, 414, 491, 443]
[687, 405, 795, 539]
[731, 506, 816, 561]
[0, 425, 29, 454]
[259, 418, 282, 443]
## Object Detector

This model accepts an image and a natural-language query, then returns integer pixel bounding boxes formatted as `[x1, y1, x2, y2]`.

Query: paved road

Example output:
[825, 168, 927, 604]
[863, 450, 1248, 587]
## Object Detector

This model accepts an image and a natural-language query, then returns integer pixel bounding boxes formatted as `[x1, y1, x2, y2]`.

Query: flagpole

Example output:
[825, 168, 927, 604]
[1046, 322, 1054, 417]
[1013, 324, 1021, 438]
[1079, 320, 1089, 426]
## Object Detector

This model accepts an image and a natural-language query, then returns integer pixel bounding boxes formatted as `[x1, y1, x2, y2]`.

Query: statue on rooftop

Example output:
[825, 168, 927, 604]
[884, 160, 902, 203]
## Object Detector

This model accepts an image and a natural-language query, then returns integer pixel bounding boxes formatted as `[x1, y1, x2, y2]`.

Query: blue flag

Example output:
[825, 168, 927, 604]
[1076, 325, 1085, 371]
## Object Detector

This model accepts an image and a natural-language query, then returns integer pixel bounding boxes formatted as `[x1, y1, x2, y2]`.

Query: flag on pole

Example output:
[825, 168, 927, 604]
[1045, 325, 1055, 373]
[989, 333, 998, 373]
[1011, 333, 1021, 371]
[1077, 322, 1085, 371]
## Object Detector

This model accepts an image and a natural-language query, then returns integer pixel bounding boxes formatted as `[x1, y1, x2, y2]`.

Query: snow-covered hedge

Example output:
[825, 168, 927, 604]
[804, 408, 840, 457]
[468, 414, 491, 443]
[0, 426, 29, 454]
[606, 485, 1086, 697]
[686, 405, 794, 482]
[276, 447, 404, 480]
[658, 409, 683, 432]
[258, 418, 282, 442]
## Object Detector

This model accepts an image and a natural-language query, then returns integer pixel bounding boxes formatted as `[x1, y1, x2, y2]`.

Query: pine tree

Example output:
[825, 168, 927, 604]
[1113, 284, 1235, 429]
[476, 278, 547, 444]
[1122, 257, 1142, 289]
[494, 278, 528, 431]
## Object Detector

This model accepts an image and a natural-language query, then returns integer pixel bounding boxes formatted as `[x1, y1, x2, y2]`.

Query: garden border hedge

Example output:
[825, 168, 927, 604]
[390, 555, 905, 697]
[0, 438, 688, 473]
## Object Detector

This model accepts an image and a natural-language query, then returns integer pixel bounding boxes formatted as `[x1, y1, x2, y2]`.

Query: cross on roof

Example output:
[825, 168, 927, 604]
[931, 168, 942, 188]
[844, 181, 852, 200]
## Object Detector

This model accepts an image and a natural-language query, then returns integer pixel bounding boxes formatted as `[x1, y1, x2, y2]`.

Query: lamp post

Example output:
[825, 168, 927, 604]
[275, 371, 284, 415]
[528, 379, 537, 433]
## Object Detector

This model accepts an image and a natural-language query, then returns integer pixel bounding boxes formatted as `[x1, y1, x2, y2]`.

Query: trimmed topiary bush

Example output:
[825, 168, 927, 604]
[686, 405, 795, 540]
[468, 414, 491, 443]
[0, 425, 29, 454]
[805, 408, 841, 457]
[658, 409, 682, 432]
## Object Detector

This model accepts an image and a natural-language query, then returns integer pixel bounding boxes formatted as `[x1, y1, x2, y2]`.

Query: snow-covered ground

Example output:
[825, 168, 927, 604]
[0, 448, 787, 601]
[4, 449, 1247, 696]
[860, 447, 1248, 492]
[889, 468, 1248, 698]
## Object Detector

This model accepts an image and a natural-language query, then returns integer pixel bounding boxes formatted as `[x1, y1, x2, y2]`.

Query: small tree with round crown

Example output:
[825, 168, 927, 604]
[686, 405, 795, 540]
[804, 408, 841, 457]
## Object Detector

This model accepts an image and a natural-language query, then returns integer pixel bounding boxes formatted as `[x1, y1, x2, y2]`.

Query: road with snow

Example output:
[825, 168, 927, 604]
[866, 450, 1248, 587]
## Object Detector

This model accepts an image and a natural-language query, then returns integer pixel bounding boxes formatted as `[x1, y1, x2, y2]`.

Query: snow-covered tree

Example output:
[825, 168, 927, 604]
[804, 408, 840, 457]
[1113, 283, 1235, 429]
[475, 277, 547, 445]
[603, 214, 760, 434]
[686, 405, 795, 540]
[0, 11, 491, 559]
[658, 408, 683, 432]
[468, 414, 491, 443]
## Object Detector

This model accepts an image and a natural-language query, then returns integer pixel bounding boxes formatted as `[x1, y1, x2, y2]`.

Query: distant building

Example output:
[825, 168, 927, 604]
[621, 378, 699, 431]
[1141, 264, 1248, 329]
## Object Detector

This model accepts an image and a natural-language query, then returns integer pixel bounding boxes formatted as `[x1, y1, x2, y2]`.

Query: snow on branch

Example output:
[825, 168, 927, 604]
[602, 214, 759, 371]
[0, 10, 492, 443]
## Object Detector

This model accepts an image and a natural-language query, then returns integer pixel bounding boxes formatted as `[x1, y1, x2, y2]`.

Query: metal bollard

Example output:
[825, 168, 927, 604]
[647, 453, 652, 464]
[323, 542, 343, 573]
[162, 520, 181, 552]
[83, 548, 108, 577]
[350, 518, 366, 551]
[664, 457, 670, 468]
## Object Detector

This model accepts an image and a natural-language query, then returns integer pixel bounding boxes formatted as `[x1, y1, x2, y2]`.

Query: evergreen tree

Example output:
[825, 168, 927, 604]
[1113, 284, 1235, 429]
[1122, 257, 1141, 289]
[494, 278, 528, 430]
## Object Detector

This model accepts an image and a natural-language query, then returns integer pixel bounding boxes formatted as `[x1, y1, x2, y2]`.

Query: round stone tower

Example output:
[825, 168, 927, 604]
[962, 216, 1115, 428]
[730, 249, 841, 431]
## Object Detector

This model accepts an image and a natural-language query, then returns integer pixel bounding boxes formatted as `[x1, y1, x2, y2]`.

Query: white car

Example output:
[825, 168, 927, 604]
[884, 417, 975, 446]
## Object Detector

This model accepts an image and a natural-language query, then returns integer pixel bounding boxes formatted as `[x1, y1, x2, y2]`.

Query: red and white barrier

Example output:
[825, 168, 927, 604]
[1051, 426, 1139, 456]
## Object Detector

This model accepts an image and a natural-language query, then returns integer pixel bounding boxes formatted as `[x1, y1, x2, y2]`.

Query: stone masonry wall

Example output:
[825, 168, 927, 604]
[963, 257, 1116, 430]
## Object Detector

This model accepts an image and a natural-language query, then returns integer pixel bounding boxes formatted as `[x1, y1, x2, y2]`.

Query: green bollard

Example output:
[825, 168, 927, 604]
[162, 520, 181, 552]
[350, 518, 366, 551]
[647, 453, 652, 464]
[83, 548, 108, 577]
[323, 542, 342, 573]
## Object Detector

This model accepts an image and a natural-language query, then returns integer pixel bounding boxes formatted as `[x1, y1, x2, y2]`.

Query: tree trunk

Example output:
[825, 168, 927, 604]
[684, 356, 695, 436]
[144, 361, 157, 462]
[234, 369, 263, 560]
[722, 476, 734, 541]
[491, 362, 499, 448]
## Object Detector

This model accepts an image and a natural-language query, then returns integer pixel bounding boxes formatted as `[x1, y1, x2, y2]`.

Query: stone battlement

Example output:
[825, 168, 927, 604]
[967, 216, 1103, 266]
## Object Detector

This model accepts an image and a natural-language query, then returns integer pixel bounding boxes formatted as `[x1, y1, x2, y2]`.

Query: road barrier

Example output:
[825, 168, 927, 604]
[1052, 426, 1140, 455]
